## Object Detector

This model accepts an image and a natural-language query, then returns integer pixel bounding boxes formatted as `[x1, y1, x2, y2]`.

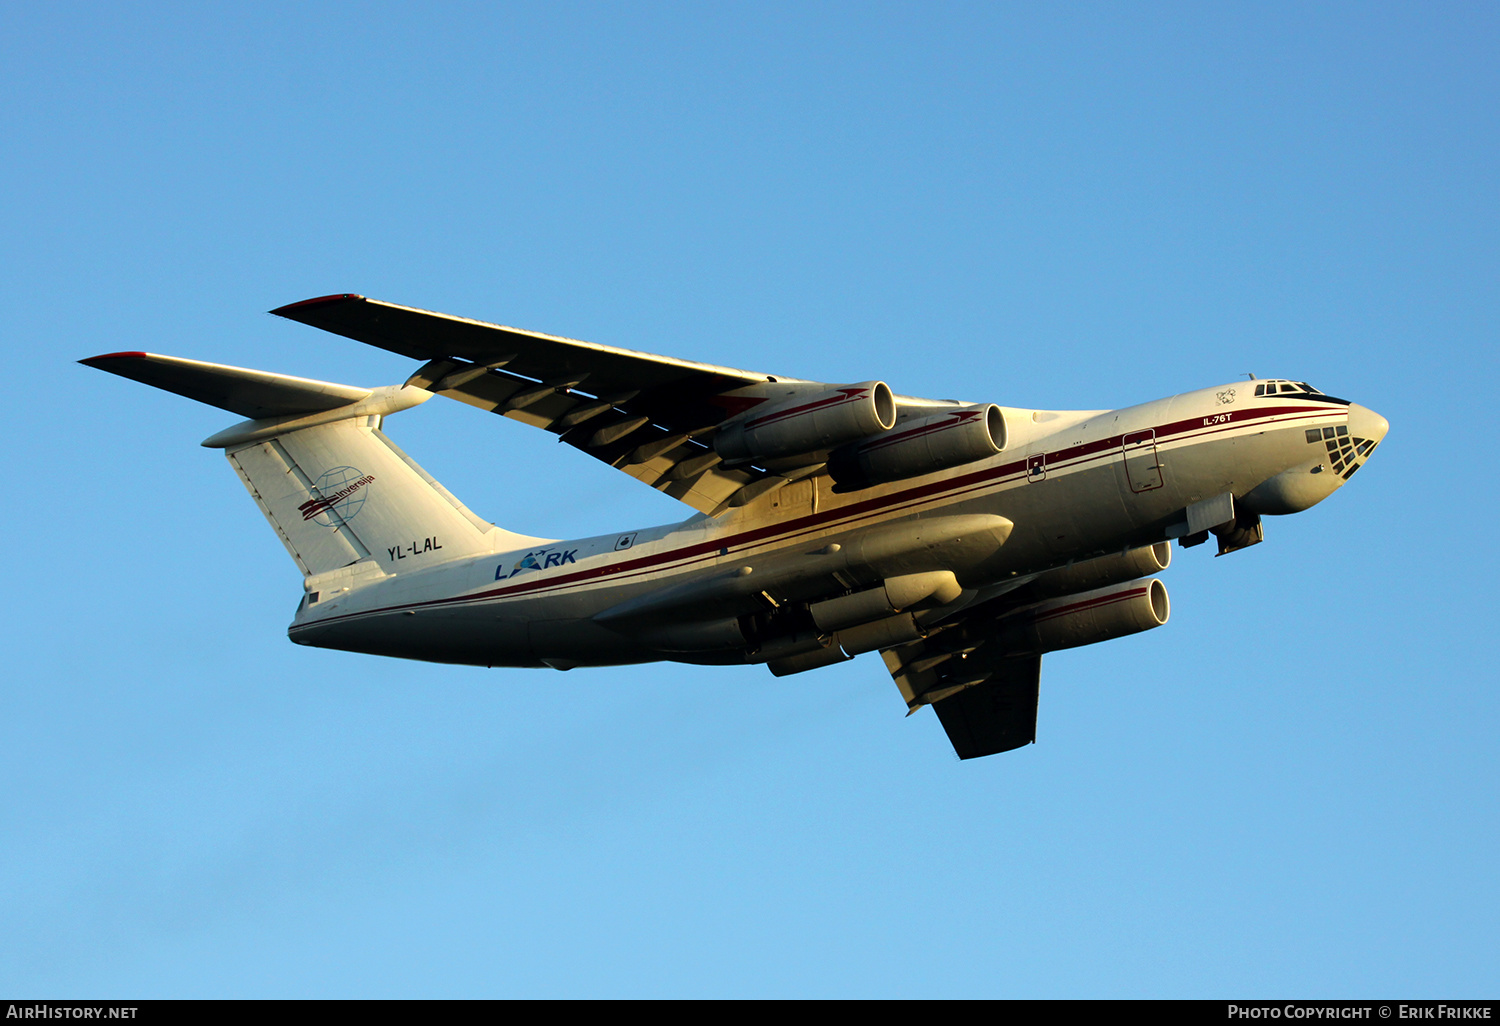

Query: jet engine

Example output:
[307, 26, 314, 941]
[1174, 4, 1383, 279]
[827, 405, 1006, 489]
[714, 382, 896, 463]
[1003, 578, 1170, 654]
[1024, 543, 1171, 601]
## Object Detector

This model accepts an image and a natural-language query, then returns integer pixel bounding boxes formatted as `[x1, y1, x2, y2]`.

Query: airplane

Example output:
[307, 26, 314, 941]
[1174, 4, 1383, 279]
[82, 293, 1389, 759]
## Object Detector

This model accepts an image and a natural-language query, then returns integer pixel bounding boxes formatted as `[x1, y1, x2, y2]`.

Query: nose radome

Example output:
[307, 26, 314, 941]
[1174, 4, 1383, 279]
[1348, 404, 1389, 444]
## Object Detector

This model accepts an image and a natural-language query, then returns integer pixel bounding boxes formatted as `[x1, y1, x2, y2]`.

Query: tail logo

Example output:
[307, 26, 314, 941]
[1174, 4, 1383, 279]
[299, 466, 375, 525]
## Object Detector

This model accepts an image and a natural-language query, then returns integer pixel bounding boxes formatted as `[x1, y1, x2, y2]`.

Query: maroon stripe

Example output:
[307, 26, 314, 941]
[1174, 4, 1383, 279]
[271, 293, 363, 314]
[858, 414, 973, 453]
[746, 388, 867, 429]
[1030, 587, 1149, 624]
[295, 404, 1334, 629]
[82, 351, 151, 362]
[1039, 406, 1332, 475]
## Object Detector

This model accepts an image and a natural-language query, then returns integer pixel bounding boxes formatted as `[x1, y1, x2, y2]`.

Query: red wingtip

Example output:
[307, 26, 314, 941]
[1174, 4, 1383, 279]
[79, 351, 149, 365]
[270, 293, 364, 316]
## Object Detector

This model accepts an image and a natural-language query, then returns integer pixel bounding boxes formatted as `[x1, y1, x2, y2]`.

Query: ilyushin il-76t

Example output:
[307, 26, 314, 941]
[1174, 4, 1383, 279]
[83, 295, 1388, 759]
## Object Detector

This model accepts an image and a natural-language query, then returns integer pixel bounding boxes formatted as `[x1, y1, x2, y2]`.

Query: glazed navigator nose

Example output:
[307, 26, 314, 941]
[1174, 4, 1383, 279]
[1318, 403, 1387, 482]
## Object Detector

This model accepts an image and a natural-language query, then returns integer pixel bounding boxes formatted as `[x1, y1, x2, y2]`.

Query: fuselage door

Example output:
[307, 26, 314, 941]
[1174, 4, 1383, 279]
[1122, 429, 1164, 493]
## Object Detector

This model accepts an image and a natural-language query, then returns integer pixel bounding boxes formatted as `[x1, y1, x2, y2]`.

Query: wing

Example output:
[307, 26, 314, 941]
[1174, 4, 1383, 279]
[271, 293, 822, 515]
[883, 619, 1041, 760]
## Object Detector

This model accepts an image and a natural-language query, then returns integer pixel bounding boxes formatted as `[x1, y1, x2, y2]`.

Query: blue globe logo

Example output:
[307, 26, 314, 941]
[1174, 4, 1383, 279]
[306, 465, 371, 526]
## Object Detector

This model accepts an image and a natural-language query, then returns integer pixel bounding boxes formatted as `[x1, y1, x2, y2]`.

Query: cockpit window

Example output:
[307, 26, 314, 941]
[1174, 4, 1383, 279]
[1255, 380, 1325, 397]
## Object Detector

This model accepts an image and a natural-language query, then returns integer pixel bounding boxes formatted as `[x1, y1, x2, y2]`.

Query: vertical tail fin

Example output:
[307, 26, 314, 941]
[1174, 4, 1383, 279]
[226, 417, 513, 577]
[82, 352, 545, 580]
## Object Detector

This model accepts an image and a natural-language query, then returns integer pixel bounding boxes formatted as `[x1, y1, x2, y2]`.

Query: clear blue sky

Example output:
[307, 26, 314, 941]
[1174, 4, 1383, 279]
[3, 1, 1495, 997]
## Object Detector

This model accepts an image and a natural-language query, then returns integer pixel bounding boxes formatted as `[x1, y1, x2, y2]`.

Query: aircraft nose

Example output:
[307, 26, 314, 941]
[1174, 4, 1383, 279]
[1318, 402, 1388, 484]
[1347, 403, 1389, 445]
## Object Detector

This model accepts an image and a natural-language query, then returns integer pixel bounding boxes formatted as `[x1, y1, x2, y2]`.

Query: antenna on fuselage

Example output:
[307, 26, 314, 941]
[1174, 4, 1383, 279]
[1244, 372, 1257, 380]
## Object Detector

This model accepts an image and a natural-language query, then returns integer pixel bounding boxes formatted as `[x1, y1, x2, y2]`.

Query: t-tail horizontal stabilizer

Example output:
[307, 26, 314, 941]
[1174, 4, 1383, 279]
[82, 351, 538, 579]
[80, 352, 375, 419]
[78, 352, 434, 449]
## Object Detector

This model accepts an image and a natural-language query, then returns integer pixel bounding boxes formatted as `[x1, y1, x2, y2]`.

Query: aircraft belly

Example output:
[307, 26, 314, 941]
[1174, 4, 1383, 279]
[292, 608, 540, 666]
[526, 617, 659, 668]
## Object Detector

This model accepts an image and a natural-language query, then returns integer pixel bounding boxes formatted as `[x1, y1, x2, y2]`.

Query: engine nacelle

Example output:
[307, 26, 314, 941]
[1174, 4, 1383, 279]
[1026, 544, 1171, 601]
[715, 381, 896, 463]
[1006, 578, 1169, 654]
[829, 405, 1006, 488]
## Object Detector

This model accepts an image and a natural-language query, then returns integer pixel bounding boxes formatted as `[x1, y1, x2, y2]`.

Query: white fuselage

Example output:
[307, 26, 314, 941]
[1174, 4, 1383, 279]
[288, 381, 1386, 668]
